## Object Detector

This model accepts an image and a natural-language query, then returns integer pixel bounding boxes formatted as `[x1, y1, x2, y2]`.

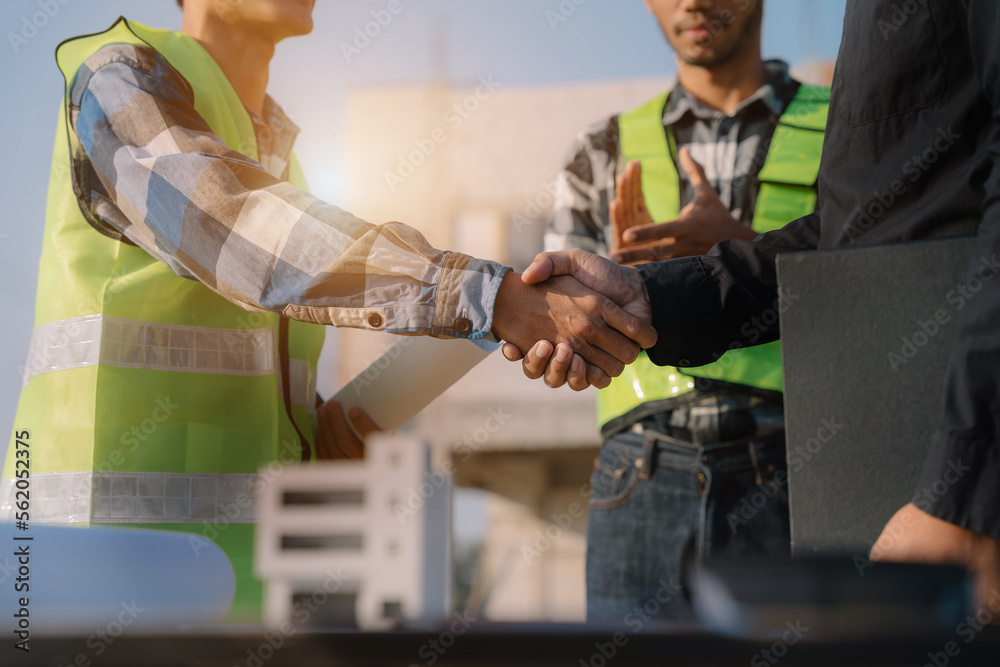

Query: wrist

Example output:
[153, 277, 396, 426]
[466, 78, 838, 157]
[492, 272, 522, 342]
[628, 265, 651, 308]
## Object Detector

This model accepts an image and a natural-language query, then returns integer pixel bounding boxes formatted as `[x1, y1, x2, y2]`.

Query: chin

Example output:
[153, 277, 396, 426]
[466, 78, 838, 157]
[254, 13, 313, 40]
[678, 48, 716, 67]
[240, 0, 315, 39]
[284, 17, 314, 37]
[271, 3, 314, 32]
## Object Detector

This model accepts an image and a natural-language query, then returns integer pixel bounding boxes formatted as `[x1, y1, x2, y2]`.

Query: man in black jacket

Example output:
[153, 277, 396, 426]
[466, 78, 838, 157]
[507, 0, 1000, 601]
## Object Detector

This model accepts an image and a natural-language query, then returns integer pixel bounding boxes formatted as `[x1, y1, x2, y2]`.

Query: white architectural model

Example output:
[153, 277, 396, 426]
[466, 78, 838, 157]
[255, 436, 451, 630]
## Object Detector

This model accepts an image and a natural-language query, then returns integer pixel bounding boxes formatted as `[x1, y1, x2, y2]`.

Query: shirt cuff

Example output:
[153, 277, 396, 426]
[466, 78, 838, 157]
[432, 253, 510, 342]
[913, 427, 1000, 539]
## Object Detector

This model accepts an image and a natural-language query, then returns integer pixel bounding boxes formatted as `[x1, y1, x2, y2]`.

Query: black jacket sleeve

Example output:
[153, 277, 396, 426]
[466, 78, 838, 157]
[637, 212, 822, 368]
[914, 0, 1000, 539]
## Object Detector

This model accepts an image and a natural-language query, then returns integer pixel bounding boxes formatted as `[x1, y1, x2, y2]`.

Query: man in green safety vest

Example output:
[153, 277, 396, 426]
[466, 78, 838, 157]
[0, 0, 658, 623]
[517, 0, 828, 620]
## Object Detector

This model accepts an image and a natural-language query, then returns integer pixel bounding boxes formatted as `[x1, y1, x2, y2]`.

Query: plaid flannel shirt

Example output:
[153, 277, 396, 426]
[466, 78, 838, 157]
[544, 61, 799, 257]
[69, 43, 507, 339]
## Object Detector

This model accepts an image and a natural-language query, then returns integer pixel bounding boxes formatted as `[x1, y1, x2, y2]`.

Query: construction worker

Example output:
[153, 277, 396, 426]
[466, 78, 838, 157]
[0, 0, 656, 622]
[508, 0, 827, 619]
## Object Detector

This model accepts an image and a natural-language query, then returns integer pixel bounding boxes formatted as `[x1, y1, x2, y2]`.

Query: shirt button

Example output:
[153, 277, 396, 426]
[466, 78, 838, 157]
[367, 313, 384, 329]
[679, 359, 691, 367]
[454, 318, 473, 335]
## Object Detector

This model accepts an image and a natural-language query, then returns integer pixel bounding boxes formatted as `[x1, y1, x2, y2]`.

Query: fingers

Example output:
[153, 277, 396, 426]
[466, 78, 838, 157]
[610, 199, 626, 254]
[585, 363, 611, 389]
[612, 240, 676, 265]
[567, 354, 590, 391]
[521, 340, 554, 380]
[599, 294, 658, 350]
[570, 327, 634, 378]
[347, 407, 381, 441]
[622, 218, 699, 244]
[627, 161, 644, 219]
[543, 343, 575, 388]
[612, 161, 653, 254]
[519, 343, 600, 391]
[679, 147, 710, 191]
[501, 342, 524, 362]
[623, 221, 670, 245]
[316, 399, 366, 460]
[614, 168, 627, 214]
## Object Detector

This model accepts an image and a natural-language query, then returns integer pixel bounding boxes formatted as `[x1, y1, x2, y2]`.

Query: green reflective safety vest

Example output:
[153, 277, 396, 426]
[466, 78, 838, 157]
[0, 18, 326, 622]
[596, 84, 829, 431]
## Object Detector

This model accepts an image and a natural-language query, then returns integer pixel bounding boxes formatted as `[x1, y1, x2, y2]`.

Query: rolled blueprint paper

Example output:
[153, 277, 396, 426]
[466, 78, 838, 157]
[331, 336, 500, 433]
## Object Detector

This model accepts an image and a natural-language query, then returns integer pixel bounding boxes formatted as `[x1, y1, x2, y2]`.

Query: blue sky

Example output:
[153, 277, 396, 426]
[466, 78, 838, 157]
[0, 0, 847, 457]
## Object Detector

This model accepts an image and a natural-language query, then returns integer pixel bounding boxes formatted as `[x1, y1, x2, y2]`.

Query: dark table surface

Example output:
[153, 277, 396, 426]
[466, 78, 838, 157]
[4, 623, 1000, 667]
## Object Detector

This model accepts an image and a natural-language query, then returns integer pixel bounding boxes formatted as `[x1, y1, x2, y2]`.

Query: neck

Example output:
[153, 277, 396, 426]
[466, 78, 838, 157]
[676, 54, 768, 115]
[182, 14, 274, 118]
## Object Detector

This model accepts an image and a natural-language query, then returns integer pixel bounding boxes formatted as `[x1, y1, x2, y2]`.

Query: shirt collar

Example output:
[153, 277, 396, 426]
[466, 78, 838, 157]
[261, 95, 302, 138]
[246, 95, 300, 178]
[663, 59, 792, 125]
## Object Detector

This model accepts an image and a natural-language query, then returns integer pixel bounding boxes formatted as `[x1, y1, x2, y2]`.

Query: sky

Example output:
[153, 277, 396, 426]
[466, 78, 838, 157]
[0, 0, 848, 462]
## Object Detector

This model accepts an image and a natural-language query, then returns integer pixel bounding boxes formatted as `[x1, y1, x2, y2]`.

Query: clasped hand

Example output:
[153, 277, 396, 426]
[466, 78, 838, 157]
[491, 248, 656, 390]
[610, 148, 756, 265]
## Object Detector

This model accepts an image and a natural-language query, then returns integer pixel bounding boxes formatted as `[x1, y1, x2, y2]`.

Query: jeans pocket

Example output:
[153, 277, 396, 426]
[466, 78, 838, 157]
[589, 444, 641, 510]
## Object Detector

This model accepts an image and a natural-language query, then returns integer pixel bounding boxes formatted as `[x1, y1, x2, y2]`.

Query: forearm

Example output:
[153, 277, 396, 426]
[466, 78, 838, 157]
[913, 0, 1000, 538]
[73, 45, 506, 339]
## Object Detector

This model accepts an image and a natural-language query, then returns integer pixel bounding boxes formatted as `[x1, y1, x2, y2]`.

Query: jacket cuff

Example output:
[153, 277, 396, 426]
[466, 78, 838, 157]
[636, 257, 720, 368]
[913, 427, 1000, 539]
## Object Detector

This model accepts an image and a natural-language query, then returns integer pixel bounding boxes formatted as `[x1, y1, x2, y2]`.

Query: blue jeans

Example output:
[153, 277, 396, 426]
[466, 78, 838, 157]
[585, 394, 790, 622]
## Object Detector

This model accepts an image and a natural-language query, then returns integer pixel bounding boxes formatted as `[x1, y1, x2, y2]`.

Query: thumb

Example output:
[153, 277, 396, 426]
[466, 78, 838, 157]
[520, 255, 554, 285]
[610, 200, 627, 253]
[521, 249, 587, 284]
[523, 250, 644, 318]
[679, 147, 711, 193]
[501, 342, 524, 361]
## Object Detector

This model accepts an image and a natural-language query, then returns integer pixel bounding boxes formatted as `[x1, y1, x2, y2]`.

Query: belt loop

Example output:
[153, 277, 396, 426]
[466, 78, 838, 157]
[638, 435, 656, 480]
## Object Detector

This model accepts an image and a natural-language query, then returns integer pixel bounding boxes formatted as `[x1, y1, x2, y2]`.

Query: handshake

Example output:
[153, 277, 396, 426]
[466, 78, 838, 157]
[490, 248, 657, 391]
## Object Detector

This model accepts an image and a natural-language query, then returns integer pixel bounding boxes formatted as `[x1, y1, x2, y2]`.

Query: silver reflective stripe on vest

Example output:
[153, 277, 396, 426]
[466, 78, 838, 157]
[288, 358, 314, 409]
[22, 314, 277, 387]
[0, 471, 260, 524]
